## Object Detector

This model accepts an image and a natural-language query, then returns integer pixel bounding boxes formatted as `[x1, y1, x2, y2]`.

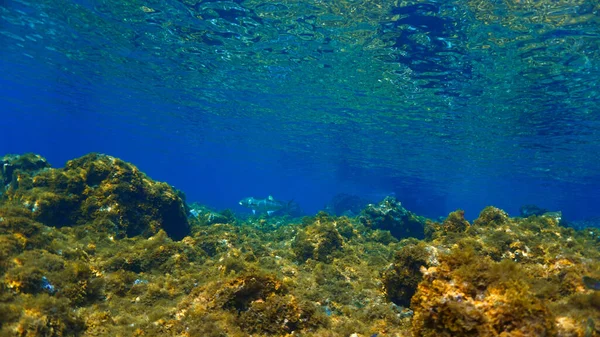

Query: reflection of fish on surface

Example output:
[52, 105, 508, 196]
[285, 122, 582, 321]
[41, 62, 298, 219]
[239, 195, 292, 215]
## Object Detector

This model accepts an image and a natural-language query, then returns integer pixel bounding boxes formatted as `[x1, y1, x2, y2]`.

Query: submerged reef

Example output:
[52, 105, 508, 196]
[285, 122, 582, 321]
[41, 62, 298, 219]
[359, 196, 427, 240]
[0, 154, 51, 195]
[188, 202, 236, 226]
[412, 207, 600, 337]
[1, 154, 599, 336]
[1, 153, 189, 240]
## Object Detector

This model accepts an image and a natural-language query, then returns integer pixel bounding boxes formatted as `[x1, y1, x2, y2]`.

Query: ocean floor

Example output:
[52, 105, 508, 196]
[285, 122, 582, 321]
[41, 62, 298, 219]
[1, 153, 599, 337]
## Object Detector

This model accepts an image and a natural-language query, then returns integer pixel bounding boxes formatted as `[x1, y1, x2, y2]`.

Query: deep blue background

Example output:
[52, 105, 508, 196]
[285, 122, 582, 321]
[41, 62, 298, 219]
[2, 69, 599, 222]
[2, 0, 600, 224]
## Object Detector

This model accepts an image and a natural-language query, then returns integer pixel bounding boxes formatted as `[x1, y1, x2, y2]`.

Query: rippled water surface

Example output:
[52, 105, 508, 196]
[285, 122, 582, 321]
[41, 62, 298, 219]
[1, 0, 600, 216]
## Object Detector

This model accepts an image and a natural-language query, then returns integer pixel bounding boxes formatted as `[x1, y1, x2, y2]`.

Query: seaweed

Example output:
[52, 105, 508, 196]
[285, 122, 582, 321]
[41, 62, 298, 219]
[382, 242, 430, 306]
[1, 153, 599, 336]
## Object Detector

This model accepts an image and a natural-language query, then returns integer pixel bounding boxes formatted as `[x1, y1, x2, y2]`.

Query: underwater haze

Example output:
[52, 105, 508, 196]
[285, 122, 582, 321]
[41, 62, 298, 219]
[3, 1, 600, 337]
[1, 0, 600, 220]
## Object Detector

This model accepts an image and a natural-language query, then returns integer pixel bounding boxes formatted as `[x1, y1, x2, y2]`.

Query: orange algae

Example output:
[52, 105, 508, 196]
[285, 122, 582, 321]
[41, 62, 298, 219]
[0, 154, 599, 336]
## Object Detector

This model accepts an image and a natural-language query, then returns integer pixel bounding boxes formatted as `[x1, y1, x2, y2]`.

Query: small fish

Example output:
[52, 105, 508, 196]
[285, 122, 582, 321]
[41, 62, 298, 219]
[239, 195, 289, 215]
[583, 276, 600, 290]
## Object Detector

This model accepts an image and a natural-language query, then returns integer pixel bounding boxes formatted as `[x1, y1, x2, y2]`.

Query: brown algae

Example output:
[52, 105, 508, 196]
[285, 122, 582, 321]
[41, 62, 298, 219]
[0, 154, 599, 336]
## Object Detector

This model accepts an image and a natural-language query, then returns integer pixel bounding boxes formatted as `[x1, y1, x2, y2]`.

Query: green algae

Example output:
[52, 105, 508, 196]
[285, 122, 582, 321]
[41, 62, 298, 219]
[1, 153, 600, 336]
[1, 154, 51, 196]
[3, 153, 190, 240]
[359, 197, 427, 240]
[382, 242, 430, 307]
[409, 207, 600, 337]
[292, 215, 345, 263]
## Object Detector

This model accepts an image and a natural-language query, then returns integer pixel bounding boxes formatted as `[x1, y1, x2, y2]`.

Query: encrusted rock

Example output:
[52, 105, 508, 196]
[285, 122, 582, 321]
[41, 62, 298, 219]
[359, 196, 425, 239]
[0, 153, 51, 194]
[382, 242, 431, 307]
[5, 153, 190, 240]
[292, 213, 344, 263]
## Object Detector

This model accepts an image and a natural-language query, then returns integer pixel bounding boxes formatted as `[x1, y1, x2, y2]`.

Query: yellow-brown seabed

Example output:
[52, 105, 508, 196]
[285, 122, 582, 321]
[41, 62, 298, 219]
[0, 154, 598, 336]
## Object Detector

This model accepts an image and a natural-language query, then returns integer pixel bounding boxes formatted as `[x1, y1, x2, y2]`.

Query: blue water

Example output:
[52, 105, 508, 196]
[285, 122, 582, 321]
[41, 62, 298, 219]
[1, 0, 600, 221]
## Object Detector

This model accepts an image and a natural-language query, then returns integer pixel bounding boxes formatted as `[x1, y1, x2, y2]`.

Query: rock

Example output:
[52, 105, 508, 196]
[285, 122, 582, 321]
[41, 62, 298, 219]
[4, 153, 190, 240]
[519, 204, 548, 217]
[358, 197, 425, 240]
[292, 212, 344, 263]
[0, 153, 51, 194]
[382, 242, 431, 307]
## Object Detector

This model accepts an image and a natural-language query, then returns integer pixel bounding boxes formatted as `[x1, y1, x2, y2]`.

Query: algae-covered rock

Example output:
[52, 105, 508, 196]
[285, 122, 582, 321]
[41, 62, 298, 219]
[102, 229, 203, 273]
[175, 270, 330, 336]
[1, 294, 85, 336]
[0, 206, 52, 272]
[4, 249, 105, 305]
[213, 272, 284, 311]
[473, 206, 510, 228]
[2, 154, 600, 337]
[292, 214, 344, 263]
[188, 203, 237, 226]
[359, 196, 425, 240]
[382, 242, 431, 307]
[0, 153, 51, 194]
[5, 153, 190, 240]
[238, 294, 328, 334]
[411, 248, 557, 337]
[424, 209, 470, 241]
[413, 211, 600, 337]
[0, 231, 101, 335]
